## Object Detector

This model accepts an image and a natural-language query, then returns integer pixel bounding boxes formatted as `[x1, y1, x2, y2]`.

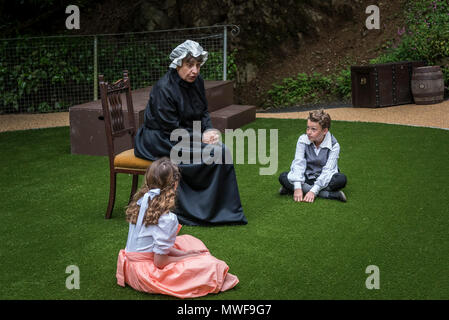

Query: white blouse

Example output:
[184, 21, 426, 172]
[125, 189, 178, 254]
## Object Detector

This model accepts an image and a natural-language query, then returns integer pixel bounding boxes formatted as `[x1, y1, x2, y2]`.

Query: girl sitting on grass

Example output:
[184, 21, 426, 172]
[116, 157, 239, 299]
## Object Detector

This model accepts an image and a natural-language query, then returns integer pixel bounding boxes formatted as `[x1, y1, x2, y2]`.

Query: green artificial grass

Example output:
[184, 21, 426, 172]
[0, 119, 448, 300]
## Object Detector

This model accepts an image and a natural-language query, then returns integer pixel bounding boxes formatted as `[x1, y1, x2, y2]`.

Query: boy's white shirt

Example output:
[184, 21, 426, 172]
[287, 131, 340, 195]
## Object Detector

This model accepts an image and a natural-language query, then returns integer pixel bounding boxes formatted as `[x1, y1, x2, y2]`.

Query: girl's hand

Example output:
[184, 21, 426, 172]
[187, 249, 208, 255]
[168, 247, 200, 257]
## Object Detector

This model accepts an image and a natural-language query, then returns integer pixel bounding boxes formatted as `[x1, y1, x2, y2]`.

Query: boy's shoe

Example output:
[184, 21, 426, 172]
[279, 186, 290, 195]
[335, 191, 347, 202]
[327, 190, 347, 202]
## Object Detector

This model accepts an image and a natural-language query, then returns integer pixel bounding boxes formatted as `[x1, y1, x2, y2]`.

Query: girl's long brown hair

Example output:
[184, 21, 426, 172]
[126, 157, 180, 226]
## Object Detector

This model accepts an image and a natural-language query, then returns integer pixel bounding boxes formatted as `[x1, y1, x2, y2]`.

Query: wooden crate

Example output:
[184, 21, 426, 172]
[351, 61, 426, 108]
[69, 81, 245, 156]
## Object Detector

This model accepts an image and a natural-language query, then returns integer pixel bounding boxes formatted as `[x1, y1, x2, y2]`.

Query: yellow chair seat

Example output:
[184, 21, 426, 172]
[114, 149, 152, 170]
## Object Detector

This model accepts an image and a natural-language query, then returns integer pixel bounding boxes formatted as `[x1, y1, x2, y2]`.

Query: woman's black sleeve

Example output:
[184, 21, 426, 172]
[152, 86, 180, 132]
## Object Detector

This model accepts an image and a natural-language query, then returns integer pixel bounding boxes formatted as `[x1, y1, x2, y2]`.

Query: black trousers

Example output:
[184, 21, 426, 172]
[278, 171, 347, 193]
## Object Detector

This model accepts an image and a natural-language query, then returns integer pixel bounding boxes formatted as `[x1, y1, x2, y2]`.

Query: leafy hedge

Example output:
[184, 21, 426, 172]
[371, 0, 449, 84]
[265, 69, 351, 108]
[0, 37, 93, 113]
[0, 35, 232, 114]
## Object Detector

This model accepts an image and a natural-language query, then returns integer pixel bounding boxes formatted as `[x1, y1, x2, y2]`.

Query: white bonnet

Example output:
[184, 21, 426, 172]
[169, 40, 208, 69]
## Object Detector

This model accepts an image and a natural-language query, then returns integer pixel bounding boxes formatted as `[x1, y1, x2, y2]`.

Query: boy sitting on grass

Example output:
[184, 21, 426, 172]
[278, 109, 347, 203]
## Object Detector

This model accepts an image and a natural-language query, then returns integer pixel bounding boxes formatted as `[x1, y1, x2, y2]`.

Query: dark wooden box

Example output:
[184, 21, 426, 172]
[69, 88, 147, 156]
[69, 81, 235, 156]
[351, 61, 426, 108]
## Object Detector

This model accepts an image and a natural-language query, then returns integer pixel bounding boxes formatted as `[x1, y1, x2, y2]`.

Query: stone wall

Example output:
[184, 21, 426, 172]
[129, 0, 364, 82]
[136, 1, 361, 45]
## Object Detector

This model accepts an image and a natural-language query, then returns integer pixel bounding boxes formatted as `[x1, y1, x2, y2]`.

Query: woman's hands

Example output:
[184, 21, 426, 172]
[202, 129, 221, 144]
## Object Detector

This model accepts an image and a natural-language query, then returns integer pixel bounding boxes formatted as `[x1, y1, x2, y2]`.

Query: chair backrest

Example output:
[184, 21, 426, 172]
[99, 70, 136, 160]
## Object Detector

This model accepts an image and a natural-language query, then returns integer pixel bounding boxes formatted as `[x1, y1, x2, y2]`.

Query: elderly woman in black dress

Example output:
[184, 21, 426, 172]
[134, 40, 247, 226]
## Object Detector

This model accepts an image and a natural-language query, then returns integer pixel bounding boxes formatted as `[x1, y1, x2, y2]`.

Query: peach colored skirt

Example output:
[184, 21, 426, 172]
[116, 234, 239, 299]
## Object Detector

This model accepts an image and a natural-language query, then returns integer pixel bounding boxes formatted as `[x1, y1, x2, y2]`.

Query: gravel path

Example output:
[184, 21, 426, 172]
[1, 100, 448, 132]
[258, 100, 449, 130]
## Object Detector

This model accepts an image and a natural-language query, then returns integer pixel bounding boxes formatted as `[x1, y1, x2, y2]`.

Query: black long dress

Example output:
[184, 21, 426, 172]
[134, 68, 247, 226]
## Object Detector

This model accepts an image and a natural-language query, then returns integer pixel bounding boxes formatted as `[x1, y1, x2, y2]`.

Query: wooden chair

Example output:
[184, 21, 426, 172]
[99, 70, 152, 219]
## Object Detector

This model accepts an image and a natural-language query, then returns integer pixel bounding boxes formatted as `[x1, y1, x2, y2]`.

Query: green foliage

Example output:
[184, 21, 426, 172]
[0, 37, 92, 113]
[96, 37, 170, 90]
[266, 71, 350, 108]
[333, 68, 352, 100]
[225, 48, 238, 81]
[0, 36, 227, 114]
[371, 0, 449, 85]
[202, 48, 238, 81]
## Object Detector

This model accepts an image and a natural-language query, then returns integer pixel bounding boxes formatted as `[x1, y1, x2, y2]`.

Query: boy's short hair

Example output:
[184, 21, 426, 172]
[308, 109, 331, 130]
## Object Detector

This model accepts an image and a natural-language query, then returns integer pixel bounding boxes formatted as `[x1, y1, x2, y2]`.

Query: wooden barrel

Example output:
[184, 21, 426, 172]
[411, 66, 444, 105]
